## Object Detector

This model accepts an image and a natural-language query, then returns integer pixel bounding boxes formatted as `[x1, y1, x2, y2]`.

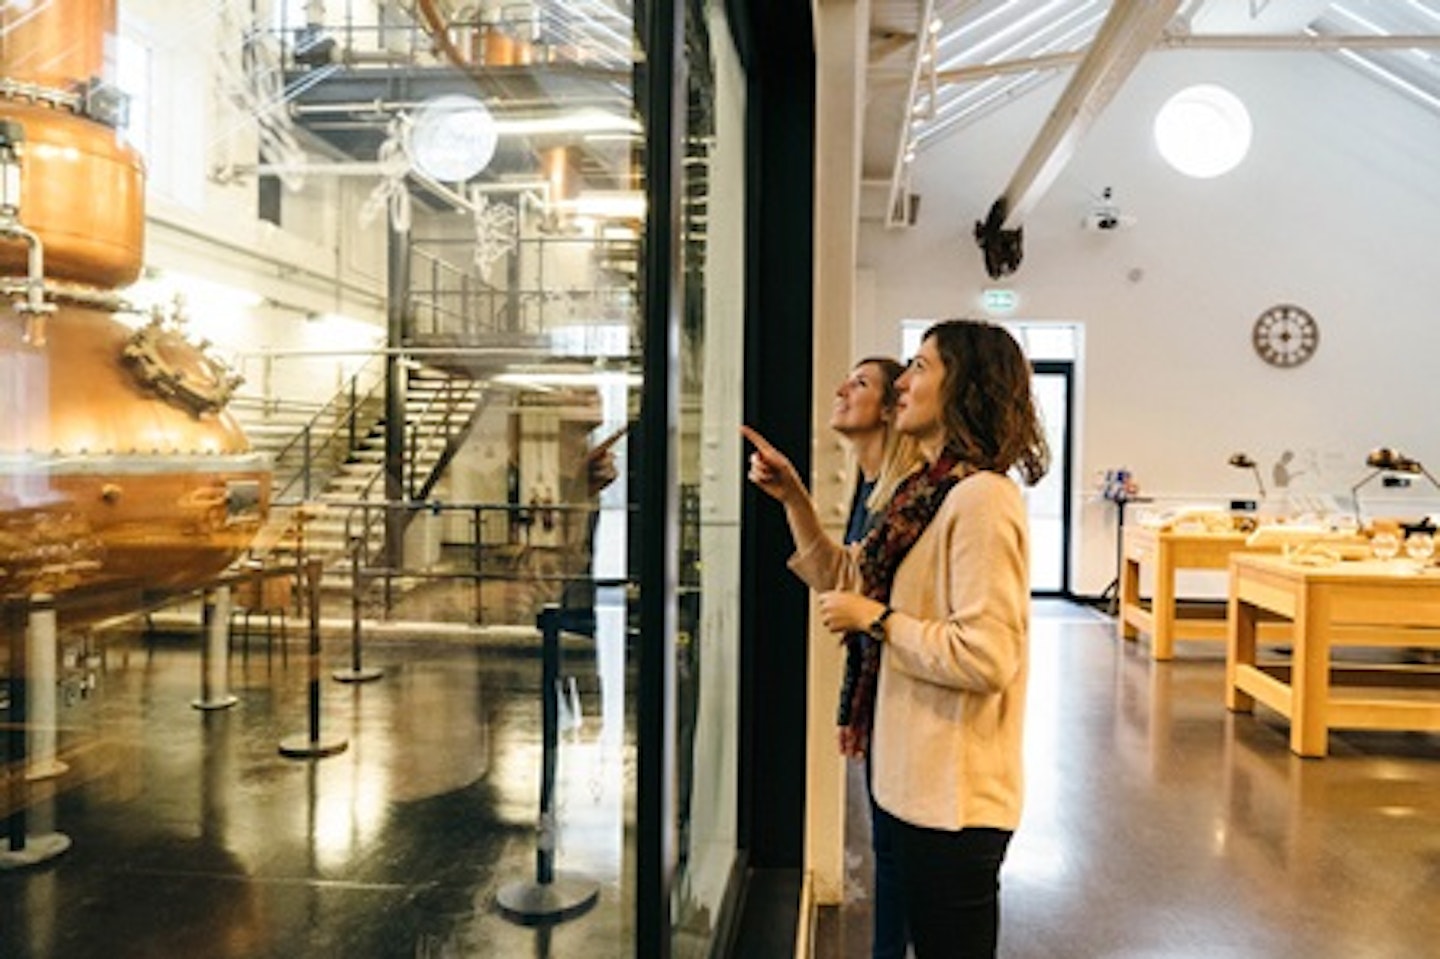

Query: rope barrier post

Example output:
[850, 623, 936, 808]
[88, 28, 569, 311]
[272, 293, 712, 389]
[333, 536, 382, 684]
[193, 586, 238, 711]
[24, 593, 67, 780]
[496, 604, 598, 924]
[1, 596, 70, 871]
[279, 559, 348, 759]
[471, 506, 484, 625]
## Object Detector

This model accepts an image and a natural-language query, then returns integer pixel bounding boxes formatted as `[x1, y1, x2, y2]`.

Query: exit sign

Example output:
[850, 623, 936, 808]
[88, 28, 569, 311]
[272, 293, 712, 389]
[981, 289, 1017, 314]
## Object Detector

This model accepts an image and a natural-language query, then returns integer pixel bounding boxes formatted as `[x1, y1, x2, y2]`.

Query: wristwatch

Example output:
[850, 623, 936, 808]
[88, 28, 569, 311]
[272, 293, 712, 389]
[868, 606, 894, 640]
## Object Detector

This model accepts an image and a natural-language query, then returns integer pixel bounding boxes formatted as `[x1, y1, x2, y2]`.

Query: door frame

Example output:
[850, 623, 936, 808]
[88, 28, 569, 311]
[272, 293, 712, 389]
[1031, 360, 1075, 597]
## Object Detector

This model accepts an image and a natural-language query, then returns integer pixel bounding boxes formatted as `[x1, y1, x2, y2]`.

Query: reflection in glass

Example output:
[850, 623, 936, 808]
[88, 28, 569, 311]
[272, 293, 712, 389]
[671, 1, 744, 954]
[2, 0, 668, 954]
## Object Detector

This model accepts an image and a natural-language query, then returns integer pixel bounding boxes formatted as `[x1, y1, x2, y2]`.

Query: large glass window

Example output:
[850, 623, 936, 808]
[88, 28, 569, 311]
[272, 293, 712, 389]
[672, 1, 743, 954]
[0, 1, 739, 955]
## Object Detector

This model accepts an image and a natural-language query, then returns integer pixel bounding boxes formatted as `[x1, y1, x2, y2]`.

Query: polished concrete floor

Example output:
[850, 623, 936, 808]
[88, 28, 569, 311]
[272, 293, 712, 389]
[1, 583, 637, 959]
[815, 601, 1440, 958]
[3, 598, 1437, 958]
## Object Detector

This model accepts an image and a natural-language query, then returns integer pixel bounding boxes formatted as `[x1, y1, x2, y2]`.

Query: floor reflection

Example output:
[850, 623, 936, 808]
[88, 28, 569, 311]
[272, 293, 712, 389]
[0, 591, 635, 959]
[819, 600, 1440, 959]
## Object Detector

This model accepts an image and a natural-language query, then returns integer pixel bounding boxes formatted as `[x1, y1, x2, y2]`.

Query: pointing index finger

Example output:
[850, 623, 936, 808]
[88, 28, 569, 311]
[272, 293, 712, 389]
[740, 425, 776, 456]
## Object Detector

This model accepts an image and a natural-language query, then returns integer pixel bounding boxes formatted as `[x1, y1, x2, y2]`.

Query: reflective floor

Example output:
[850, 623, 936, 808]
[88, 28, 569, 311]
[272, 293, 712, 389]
[1, 585, 634, 959]
[817, 601, 1440, 959]
[6, 598, 1438, 958]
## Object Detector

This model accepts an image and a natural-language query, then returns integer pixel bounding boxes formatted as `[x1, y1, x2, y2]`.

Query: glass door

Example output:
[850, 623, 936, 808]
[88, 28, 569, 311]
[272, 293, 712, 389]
[1028, 363, 1074, 595]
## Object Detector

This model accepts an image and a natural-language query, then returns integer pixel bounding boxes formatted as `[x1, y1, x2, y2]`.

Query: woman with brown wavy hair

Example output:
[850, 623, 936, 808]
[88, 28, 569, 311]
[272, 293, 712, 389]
[744, 319, 1047, 958]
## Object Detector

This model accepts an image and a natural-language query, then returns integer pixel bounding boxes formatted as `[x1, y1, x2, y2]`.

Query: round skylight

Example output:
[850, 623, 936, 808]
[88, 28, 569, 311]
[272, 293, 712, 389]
[1153, 84, 1252, 179]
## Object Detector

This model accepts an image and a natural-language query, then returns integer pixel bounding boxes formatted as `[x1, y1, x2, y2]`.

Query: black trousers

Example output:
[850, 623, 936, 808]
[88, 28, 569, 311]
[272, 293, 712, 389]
[890, 817, 1012, 959]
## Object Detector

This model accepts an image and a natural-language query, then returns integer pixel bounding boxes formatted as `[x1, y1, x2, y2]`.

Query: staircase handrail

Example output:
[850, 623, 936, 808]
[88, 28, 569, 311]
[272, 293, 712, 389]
[336, 372, 486, 572]
[227, 393, 328, 418]
[272, 356, 387, 503]
[406, 374, 483, 499]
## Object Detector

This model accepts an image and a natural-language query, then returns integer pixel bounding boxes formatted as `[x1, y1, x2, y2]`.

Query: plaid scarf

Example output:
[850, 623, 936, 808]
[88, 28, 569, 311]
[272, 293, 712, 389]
[837, 448, 965, 757]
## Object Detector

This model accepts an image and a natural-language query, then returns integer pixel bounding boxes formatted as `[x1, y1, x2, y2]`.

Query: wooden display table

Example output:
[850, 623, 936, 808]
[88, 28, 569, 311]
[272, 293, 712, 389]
[1118, 526, 1287, 660]
[1226, 554, 1440, 757]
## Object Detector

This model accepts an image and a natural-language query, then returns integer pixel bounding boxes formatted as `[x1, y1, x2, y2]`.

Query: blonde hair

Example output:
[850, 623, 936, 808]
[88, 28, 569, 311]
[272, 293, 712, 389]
[868, 427, 924, 513]
[850, 357, 925, 514]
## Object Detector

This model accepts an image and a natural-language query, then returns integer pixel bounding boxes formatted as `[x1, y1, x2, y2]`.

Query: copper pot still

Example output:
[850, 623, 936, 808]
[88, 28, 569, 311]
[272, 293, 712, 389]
[0, 0, 271, 616]
[1, 304, 270, 603]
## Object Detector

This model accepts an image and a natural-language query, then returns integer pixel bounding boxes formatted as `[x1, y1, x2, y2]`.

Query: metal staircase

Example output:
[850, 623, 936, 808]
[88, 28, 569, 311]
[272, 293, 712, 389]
[232, 364, 488, 586]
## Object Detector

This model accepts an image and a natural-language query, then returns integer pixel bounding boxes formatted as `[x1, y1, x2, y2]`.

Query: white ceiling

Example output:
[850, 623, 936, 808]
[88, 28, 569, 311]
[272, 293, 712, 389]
[865, 0, 1440, 220]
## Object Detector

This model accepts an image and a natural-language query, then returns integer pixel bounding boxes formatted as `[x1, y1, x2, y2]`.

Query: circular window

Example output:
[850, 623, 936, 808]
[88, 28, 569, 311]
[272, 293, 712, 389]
[1153, 84, 1252, 179]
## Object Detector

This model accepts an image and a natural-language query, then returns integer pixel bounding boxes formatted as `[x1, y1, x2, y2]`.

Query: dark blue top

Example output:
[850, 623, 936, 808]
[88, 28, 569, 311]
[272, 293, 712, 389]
[844, 475, 878, 545]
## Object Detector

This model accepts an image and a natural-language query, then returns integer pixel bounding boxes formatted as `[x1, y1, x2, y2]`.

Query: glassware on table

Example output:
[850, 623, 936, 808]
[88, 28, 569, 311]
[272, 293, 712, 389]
[1404, 531, 1435, 564]
[1370, 530, 1400, 561]
[1330, 514, 1360, 536]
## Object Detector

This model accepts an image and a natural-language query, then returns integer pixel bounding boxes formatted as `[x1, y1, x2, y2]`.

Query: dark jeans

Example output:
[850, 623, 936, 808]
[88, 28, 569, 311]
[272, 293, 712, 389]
[891, 817, 1012, 959]
[867, 763, 908, 959]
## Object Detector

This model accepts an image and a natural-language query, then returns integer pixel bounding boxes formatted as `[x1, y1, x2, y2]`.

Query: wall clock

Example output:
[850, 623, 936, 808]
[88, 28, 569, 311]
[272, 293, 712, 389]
[1251, 304, 1319, 368]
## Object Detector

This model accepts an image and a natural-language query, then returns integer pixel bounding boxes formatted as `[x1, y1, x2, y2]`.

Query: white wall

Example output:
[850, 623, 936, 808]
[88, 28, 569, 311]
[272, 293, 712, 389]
[122, 0, 388, 410]
[858, 50, 1440, 594]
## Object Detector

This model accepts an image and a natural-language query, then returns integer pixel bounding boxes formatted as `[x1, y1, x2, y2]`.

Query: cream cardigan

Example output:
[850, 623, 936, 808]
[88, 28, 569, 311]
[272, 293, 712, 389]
[789, 468, 1029, 832]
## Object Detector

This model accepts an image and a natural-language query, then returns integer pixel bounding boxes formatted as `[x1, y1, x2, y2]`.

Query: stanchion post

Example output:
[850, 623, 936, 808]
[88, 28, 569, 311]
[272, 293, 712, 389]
[193, 586, 238, 711]
[279, 559, 348, 759]
[537, 603, 560, 885]
[471, 506, 484, 625]
[496, 604, 598, 924]
[1, 595, 71, 870]
[333, 536, 382, 684]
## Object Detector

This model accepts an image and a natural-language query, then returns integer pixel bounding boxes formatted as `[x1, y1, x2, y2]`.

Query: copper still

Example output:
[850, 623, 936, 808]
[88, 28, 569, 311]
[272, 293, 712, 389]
[0, 0, 270, 616]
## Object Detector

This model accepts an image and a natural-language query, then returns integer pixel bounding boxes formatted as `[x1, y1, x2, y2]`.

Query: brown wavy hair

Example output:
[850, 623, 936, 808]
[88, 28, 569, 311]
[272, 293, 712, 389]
[921, 320, 1050, 486]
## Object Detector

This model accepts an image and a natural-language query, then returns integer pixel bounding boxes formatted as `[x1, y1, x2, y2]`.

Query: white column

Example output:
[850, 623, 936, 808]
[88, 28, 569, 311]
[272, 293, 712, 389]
[25, 594, 67, 781]
[193, 586, 238, 710]
[808, 0, 871, 908]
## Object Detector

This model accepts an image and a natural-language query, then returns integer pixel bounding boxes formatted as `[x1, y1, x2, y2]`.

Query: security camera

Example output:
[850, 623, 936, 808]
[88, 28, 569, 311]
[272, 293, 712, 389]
[1088, 211, 1120, 231]
[1082, 186, 1133, 232]
[1084, 210, 1125, 231]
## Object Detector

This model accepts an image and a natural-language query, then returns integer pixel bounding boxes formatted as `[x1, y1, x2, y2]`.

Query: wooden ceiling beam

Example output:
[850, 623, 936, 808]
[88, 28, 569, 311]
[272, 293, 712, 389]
[997, 0, 1184, 228]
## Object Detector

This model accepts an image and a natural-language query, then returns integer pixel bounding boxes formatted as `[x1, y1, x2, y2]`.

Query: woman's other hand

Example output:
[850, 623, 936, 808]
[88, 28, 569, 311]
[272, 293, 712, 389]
[817, 591, 886, 635]
[741, 425, 806, 504]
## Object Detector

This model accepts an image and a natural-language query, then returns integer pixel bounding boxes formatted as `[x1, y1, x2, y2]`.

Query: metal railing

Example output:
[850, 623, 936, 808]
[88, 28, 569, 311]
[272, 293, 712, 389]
[270, 1, 633, 74]
[405, 235, 640, 342]
[326, 497, 629, 624]
[407, 376, 486, 501]
[271, 358, 387, 504]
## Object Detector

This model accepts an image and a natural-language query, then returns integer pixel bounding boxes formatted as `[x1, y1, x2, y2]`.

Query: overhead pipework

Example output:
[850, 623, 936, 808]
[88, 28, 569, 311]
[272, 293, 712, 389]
[0, 120, 54, 344]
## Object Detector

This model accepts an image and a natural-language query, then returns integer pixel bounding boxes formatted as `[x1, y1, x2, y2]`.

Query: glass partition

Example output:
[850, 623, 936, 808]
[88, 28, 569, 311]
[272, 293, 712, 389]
[0, 0, 740, 954]
[672, 1, 744, 954]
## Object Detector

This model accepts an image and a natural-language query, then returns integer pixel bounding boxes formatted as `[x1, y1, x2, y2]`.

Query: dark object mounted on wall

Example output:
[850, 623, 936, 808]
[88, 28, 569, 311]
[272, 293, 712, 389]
[974, 197, 1023, 279]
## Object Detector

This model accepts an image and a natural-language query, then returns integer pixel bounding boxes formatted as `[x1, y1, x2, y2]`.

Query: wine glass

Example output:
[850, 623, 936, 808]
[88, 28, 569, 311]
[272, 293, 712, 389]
[1370, 530, 1400, 561]
[1405, 531, 1435, 565]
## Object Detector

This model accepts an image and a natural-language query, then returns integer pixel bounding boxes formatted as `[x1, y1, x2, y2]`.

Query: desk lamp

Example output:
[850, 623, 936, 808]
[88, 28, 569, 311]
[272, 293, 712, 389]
[1228, 453, 1266, 499]
[1350, 447, 1440, 524]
